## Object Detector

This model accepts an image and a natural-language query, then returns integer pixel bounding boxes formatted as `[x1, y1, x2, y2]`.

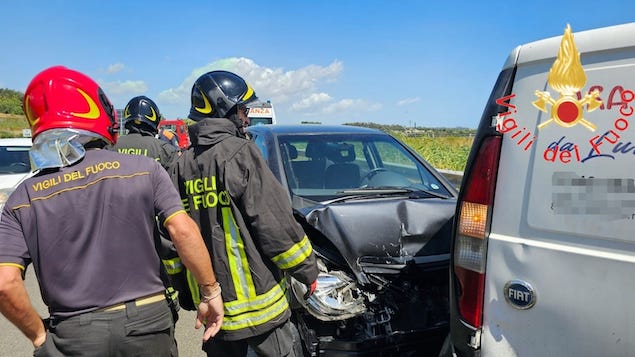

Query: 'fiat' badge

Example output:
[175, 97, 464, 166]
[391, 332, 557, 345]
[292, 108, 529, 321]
[504, 280, 536, 310]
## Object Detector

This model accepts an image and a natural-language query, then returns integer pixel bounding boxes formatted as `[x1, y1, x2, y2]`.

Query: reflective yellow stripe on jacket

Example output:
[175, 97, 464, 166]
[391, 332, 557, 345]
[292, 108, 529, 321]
[162, 257, 182, 275]
[160, 258, 181, 302]
[271, 235, 313, 270]
[223, 281, 289, 330]
[220, 207, 289, 331]
[164, 257, 202, 307]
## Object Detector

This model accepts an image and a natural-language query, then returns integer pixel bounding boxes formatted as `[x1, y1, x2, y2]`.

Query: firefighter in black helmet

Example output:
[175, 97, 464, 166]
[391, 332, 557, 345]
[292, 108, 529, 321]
[188, 70, 256, 138]
[170, 71, 318, 357]
[110, 96, 179, 170]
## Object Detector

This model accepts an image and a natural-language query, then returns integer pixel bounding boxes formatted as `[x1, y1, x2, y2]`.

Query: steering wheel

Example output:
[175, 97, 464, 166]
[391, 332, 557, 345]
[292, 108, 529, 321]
[361, 168, 388, 182]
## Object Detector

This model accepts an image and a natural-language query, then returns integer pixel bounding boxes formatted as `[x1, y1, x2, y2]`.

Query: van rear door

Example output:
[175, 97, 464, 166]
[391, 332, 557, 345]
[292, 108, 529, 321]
[482, 24, 635, 356]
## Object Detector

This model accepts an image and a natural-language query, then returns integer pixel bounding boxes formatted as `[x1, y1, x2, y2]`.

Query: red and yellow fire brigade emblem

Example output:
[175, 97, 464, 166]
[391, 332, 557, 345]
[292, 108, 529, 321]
[533, 24, 602, 131]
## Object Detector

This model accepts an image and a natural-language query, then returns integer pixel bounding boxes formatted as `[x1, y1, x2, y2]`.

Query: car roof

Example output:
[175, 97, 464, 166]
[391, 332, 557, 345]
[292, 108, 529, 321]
[503, 22, 635, 69]
[246, 124, 385, 136]
[0, 137, 33, 146]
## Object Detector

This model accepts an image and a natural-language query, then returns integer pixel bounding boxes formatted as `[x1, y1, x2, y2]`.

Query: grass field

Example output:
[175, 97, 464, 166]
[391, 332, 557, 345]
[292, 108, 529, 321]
[392, 133, 472, 172]
[0, 114, 473, 171]
[0, 113, 28, 138]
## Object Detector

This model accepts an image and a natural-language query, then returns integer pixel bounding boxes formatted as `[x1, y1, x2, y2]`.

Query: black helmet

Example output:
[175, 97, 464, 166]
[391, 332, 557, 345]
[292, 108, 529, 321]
[123, 96, 161, 134]
[189, 70, 258, 121]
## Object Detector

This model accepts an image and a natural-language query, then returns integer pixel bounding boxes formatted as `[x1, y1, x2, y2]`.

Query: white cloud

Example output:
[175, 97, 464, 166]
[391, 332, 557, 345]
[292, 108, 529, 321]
[291, 93, 332, 111]
[156, 86, 187, 105]
[99, 80, 147, 96]
[158, 57, 343, 108]
[323, 99, 382, 114]
[107, 63, 125, 74]
[397, 97, 421, 106]
[157, 57, 379, 121]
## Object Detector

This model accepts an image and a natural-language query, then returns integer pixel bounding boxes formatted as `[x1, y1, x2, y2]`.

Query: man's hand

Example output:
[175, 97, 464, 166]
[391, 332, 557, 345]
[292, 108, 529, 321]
[195, 295, 224, 342]
[303, 280, 317, 300]
[33, 331, 46, 348]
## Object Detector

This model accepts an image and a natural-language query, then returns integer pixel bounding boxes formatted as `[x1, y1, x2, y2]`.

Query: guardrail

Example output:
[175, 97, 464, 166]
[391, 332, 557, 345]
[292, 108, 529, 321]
[437, 169, 464, 189]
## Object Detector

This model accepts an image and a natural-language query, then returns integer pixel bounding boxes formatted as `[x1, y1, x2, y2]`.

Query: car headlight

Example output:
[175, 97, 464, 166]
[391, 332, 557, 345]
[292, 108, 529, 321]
[290, 271, 366, 321]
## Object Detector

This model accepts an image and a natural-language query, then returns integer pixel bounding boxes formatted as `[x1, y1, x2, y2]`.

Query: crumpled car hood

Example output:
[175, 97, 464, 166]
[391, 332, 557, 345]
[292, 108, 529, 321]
[296, 197, 456, 284]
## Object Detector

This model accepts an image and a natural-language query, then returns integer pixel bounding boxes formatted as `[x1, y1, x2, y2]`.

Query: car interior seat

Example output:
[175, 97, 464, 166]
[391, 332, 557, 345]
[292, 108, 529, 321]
[324, 143, 360, 189]
[291, 140, 327, 189]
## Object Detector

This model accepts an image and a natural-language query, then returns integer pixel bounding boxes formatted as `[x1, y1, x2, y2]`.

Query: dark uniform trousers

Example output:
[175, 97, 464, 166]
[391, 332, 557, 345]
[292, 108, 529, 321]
[34, 299, 175, 357]
[203, 319, 303, 357]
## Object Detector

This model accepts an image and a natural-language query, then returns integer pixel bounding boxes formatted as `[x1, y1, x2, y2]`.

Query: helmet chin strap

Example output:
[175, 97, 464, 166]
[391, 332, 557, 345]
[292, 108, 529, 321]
[226, 112, 247, 138]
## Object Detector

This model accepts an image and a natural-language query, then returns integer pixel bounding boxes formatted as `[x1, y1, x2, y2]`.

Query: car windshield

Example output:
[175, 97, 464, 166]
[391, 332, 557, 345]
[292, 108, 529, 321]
[277, 133, 451, 201]
[0, 145, 31, 174]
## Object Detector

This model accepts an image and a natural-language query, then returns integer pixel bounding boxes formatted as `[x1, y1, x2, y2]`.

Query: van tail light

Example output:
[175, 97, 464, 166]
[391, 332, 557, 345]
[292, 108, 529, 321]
[454, 135, 501, 328]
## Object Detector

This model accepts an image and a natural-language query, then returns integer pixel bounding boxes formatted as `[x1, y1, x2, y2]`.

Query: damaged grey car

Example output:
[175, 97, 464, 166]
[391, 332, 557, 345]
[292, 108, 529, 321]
[246, 124, 457, 357]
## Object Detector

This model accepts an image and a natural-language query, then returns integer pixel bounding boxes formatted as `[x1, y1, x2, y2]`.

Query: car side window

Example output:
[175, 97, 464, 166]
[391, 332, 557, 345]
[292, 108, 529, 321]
[370, 141, 450, 194]
[0, 146, 31, 174]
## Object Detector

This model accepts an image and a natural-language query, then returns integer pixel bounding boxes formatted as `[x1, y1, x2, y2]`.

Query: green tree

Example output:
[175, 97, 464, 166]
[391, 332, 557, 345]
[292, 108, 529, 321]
[0, 88, 24, 115]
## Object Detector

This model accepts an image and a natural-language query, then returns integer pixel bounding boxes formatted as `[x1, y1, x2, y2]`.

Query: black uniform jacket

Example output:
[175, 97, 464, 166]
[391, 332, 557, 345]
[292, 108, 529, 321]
[110, 132, 178, 170]
[170, 118, 318, 340]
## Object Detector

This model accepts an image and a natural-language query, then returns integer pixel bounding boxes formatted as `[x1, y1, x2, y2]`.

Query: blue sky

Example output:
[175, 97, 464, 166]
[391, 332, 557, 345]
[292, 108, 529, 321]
[1, 1, 634, 128]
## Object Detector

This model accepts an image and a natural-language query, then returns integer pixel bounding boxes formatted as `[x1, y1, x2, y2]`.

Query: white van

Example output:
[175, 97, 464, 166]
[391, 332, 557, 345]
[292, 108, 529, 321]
[442, 23, 635, 357]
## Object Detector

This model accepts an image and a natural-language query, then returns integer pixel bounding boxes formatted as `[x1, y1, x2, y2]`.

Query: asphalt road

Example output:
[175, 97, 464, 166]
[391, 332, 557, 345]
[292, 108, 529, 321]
[0, 269, 206, 357]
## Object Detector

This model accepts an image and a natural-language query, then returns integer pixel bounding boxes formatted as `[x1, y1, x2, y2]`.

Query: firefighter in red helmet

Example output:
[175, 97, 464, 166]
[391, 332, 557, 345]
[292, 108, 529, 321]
[0, 66, 223, 356]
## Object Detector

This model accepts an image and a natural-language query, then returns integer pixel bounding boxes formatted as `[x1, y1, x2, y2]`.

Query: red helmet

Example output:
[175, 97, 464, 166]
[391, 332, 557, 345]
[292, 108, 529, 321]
[23, 66, 119, 144]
